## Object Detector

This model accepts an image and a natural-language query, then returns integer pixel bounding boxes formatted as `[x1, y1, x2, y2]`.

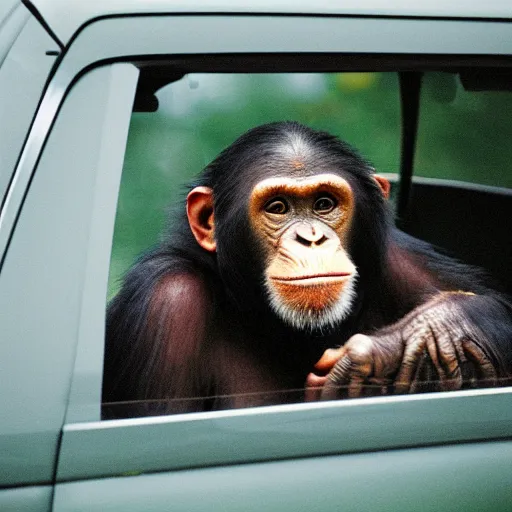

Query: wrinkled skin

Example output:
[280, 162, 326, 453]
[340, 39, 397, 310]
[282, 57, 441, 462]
[306, 292, 499, 400]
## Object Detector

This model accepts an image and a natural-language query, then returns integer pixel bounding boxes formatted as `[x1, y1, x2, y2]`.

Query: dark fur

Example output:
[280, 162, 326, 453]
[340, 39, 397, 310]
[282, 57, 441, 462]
[103, 122, 512, 417]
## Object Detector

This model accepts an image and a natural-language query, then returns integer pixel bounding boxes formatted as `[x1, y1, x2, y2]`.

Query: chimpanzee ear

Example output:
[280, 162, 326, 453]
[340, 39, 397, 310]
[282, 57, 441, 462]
[373, 175, 391, 200]
[187, 186, 216, 252]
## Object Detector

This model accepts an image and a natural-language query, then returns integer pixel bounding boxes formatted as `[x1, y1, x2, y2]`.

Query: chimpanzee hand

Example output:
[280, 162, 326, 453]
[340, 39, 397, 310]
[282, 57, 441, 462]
[305, 292, 498, 400]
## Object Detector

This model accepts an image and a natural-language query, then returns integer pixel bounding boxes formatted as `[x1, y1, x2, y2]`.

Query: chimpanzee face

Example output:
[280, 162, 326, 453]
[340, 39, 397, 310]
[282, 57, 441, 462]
[248, 173, 358, 330]
[185, 124, 390, 332]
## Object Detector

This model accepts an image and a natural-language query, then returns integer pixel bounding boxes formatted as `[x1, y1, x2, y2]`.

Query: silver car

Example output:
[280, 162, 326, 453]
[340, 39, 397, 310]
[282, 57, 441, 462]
[0, 1, 511, 510]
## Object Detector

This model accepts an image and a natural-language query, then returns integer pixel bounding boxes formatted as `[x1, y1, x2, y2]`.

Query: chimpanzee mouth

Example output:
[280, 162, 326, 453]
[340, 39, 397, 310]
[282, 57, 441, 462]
[270, 273, 351, 283]
[265, 271, 358, 331]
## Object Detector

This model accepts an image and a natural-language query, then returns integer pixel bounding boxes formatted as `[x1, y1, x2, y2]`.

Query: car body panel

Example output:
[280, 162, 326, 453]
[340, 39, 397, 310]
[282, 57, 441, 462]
[0, 486, 52, 512]
[0, 2, 28, 65]
[28, 0, 512, 46]
[58, 389, 512, 482]
[54, 441, 512, 512]
[0, 11, 57, 210]
[0, 63, 137, 487]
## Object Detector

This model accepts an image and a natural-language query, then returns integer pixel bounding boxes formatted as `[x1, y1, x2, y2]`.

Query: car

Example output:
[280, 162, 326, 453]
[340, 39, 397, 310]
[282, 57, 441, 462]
[0, 1, 511, 510]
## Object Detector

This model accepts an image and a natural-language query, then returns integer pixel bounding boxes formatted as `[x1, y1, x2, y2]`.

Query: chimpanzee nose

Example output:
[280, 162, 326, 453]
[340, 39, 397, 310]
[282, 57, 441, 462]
[295, 223, 328, 247]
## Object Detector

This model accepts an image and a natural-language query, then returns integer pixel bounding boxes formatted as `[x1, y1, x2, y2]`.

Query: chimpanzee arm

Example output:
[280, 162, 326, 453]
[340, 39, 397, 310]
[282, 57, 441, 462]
[311, 292, 512, 400]
[103, 267, 214, 415]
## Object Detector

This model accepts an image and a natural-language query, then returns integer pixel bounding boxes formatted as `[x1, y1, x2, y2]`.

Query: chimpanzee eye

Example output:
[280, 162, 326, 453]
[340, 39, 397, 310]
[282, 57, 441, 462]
[265, 198, 289, 215]
[313, 195, 337, 213]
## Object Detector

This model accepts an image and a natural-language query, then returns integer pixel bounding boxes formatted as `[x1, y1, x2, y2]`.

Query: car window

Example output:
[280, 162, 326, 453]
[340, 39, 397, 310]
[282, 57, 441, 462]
[416, 72, 512, 188]
[104, 69, 511, 419]
[104, 71, 401, 418]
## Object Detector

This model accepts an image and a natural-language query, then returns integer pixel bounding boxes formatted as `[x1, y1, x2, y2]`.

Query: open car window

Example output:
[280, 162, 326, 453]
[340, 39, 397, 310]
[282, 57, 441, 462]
[103, 69, 512, 420]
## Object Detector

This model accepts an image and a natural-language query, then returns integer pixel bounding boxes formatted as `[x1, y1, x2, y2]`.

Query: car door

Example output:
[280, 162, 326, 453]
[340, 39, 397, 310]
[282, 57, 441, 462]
[1, 10, 511, 512]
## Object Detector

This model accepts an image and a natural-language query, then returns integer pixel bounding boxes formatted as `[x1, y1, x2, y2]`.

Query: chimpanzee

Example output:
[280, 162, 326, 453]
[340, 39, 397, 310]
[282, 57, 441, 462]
[103, 121, 512, 416]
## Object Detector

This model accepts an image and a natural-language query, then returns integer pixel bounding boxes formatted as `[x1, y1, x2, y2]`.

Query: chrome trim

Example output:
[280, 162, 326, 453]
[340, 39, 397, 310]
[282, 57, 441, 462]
[69, 386, 512, 431]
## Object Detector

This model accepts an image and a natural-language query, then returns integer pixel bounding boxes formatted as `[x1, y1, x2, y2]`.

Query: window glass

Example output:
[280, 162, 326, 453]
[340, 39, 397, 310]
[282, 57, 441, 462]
[104, 70, 511, 419]
[416, 72, 512, 188]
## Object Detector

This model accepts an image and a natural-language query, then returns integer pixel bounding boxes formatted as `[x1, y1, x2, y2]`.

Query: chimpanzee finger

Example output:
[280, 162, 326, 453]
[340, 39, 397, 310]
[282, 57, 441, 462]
[347, 372, 368, 399]
[366, 376, 393, 396]
[343, 335, 375, 398]
[304, 373, 327, 402]
[321, 354, 352, 400]
[410, 351, 432, 393]
[321, 334, 375, 400]
[314, 347, 345, 374]
[462, 339, 498, 386]
[424, 326, 462, 391]
[394, 335, 425, 394]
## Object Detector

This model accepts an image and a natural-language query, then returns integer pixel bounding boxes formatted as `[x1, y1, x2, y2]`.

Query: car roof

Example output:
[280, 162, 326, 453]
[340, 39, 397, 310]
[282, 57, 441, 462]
[30, 0, 512, 47]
